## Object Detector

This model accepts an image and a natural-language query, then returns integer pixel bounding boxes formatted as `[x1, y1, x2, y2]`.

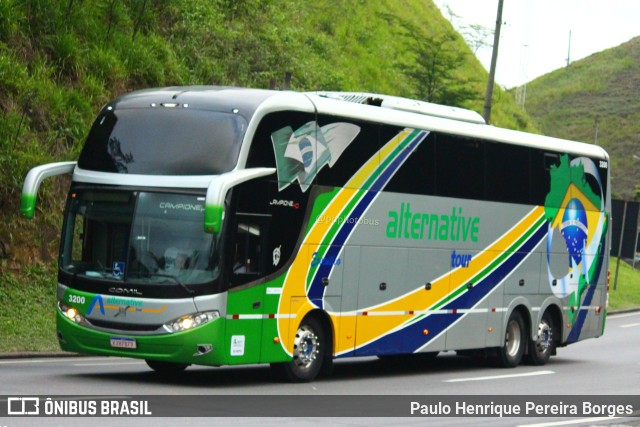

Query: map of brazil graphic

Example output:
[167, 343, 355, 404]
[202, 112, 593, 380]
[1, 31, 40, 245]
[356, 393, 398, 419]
[544, 155, 608, 329]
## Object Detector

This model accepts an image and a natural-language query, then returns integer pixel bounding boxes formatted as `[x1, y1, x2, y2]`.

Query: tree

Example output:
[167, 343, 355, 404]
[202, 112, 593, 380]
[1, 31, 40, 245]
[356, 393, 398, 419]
[462, 23, 493, 54]
[405, 31, 476, 106]
[440, 4, 493, 55]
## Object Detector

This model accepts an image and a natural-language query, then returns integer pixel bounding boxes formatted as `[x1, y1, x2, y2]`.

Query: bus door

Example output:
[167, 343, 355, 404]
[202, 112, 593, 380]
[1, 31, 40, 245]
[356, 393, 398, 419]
[225, 213, 270, 365]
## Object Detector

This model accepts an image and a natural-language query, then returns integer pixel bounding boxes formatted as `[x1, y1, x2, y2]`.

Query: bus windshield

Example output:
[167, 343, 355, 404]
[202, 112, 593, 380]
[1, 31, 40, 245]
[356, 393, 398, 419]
[60, 190, 219, 287]
[77, 107, 247, 175]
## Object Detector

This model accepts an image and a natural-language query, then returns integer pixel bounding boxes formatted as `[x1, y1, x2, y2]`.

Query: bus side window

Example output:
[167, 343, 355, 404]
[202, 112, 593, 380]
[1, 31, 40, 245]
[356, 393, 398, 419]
[529, 151, 555, 206]
[486, 142, 530, 204]
[231, 219, 265, 286]
[384, 126, 436, 195]
[317, 117, 380, 189]
[435, 133, 485, 200]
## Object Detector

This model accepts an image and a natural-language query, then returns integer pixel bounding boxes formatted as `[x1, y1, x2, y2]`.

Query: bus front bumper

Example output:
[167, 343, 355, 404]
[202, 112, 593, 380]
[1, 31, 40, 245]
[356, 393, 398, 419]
[56, 312, 227, 366]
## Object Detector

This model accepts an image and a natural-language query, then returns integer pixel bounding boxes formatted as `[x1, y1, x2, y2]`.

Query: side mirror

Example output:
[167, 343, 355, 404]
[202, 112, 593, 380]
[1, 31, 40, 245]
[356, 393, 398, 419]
[204, 168, 275, 233]
[20, 161, 76, 219]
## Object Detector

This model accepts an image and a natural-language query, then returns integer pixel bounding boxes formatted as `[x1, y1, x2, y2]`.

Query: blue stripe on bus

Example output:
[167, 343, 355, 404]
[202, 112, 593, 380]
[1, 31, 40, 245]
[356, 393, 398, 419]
[307, 131, 428, 306]
[344, 221, 547, 357]
[442, 222, 547, 312]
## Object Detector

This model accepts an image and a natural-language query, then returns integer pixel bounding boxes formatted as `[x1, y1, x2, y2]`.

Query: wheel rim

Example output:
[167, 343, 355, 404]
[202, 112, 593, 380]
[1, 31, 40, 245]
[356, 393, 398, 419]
[505, 319, 522, 358]
[293, 325, 320, 370]
[534, 319, 552, 355]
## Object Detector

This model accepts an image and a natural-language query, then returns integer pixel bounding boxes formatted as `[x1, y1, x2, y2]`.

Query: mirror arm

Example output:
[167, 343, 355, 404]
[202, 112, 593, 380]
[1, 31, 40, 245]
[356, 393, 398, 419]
[20, 161, 77, 219]
[204, 168, 275, 233]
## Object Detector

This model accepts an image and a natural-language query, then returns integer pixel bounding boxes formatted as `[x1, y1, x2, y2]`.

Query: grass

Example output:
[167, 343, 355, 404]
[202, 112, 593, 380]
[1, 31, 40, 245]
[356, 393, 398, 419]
[0, 263, 59, 353]
[608, 257, 640, 311]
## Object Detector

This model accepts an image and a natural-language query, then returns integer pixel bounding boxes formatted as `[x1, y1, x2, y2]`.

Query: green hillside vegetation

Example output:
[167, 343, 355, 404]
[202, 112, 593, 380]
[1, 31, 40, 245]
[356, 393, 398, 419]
[522, 36, 640, 200]
[0, 0, 537, 352]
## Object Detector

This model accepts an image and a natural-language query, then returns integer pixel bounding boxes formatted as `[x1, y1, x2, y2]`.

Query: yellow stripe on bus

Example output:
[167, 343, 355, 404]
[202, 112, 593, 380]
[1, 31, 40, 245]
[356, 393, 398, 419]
[331, 206, 546, 354]
[276, 129, 412, 354]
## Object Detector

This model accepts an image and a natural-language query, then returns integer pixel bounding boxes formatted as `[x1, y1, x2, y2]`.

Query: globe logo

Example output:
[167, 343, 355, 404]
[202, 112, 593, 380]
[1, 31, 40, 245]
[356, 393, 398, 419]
[298, 138, 314, 168]
[561, 198, 588, 266]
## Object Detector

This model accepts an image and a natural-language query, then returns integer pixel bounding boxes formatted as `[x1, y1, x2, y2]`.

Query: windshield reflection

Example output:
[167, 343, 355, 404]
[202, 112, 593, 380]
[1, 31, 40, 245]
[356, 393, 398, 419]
[60, 190, 219, 286]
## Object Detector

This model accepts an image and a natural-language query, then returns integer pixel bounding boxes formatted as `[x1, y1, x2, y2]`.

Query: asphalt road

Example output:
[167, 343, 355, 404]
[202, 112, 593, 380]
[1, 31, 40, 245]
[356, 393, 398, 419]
[1, 311, 640, 426]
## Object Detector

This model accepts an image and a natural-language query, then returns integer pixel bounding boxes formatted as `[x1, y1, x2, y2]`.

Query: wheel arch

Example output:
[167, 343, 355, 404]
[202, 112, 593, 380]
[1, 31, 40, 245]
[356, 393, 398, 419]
[503, 297, 533, 339]
[536, 299, 564, 345]
[273, 307, 334, 381]
[304, 308, 335, 358]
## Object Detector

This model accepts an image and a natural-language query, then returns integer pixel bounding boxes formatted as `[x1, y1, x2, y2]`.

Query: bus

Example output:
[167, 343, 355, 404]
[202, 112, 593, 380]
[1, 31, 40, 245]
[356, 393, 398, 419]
[21, 87, 611, 382]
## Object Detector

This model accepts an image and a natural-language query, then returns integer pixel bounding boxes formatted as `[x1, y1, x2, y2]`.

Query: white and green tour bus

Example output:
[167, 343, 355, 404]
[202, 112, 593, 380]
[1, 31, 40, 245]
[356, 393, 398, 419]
[21, 87, 611, 382]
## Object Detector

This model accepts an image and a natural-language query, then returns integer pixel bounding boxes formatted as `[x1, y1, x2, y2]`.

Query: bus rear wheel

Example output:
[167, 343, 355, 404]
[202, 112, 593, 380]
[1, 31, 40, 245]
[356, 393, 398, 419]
[271, 316, 327, 382]
[495, 310, 526, 368]
[525, 311, 556, 366]
[145, 360, 189, 374]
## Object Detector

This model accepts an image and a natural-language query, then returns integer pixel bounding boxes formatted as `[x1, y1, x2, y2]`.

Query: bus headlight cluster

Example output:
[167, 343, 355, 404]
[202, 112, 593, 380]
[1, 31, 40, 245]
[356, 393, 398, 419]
[58, 302, 89, 326]
[163, 311, 220, 333]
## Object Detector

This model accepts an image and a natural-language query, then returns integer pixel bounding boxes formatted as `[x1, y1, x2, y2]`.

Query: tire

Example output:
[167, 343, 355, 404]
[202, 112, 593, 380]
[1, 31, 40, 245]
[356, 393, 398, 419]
[271, 316, 327, 382]
[525, 311, 556, 366]
[145, 360, 189, 374]
[495, 310, 526, 368]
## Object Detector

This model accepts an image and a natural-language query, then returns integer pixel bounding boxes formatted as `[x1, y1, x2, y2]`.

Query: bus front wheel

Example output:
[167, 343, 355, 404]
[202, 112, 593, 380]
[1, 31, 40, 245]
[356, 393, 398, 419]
[272, 316, 326, 382]
[495, 310, 526, 368]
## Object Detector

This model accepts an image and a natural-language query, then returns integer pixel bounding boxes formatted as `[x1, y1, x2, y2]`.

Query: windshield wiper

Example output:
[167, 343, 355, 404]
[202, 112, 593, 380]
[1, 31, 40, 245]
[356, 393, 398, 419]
[151, 273, 195, 296]
[130, 272, 195, 296]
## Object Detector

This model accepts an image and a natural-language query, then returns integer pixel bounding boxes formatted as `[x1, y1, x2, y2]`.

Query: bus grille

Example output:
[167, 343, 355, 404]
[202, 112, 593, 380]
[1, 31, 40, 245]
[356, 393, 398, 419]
[89, 319, 162, 332]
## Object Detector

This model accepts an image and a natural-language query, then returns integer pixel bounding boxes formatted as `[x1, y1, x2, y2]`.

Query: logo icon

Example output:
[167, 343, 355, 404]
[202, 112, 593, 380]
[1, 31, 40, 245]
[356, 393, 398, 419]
[273, 245, 281, 267]
[561, 198, 588, 266]
[108, 287, 142, 296]
[112, 261, 125, 278]
[310, 251, 341, 267]
[269, 199, 300, 209]
[7, 397, 40, 415]
[87, 295, 105, 315]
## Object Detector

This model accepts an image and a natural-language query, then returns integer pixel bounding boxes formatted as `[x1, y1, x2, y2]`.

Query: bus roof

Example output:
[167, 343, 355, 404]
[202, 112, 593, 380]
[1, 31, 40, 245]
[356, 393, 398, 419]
[105, 86, 608, 161]
[312, 91, 487, 124]
[301, 91, 608, 160]
[106, 86, 276, 120]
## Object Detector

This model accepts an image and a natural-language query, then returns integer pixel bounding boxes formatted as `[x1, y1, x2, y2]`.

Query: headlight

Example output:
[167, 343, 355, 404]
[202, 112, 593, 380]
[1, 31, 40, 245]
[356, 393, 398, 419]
[58, 302, 89, 326]
[163, 311, 220, 333]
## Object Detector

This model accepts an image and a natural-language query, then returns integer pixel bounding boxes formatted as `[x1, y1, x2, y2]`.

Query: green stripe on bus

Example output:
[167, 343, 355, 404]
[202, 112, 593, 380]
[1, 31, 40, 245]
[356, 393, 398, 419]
[432, 215, 546, 311]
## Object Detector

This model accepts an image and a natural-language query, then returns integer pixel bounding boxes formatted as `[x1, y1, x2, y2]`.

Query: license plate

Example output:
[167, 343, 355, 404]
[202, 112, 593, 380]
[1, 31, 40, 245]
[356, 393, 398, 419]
[109, 337, 137, 349]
